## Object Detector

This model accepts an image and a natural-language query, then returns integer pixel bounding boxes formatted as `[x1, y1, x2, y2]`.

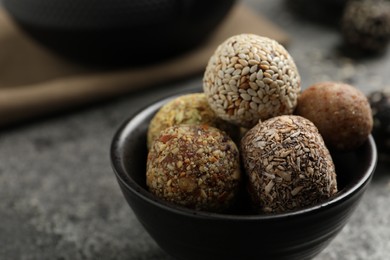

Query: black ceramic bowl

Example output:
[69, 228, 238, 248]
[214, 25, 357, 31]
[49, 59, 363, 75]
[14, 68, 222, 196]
[3, 0, 235, 67]
[111, 94, 377, 260]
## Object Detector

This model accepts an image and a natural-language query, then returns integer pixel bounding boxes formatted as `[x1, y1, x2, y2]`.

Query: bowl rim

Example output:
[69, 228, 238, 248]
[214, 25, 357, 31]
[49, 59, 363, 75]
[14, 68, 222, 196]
[110, 94, 378, 221]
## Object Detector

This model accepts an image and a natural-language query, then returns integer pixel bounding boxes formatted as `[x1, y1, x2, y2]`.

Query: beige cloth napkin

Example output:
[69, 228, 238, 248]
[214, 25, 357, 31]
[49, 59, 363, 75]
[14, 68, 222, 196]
[0, 3, 289, 127]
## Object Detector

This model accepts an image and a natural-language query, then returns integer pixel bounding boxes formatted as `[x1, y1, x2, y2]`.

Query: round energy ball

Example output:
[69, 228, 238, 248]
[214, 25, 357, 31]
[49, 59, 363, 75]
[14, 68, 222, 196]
[341, 0, 390, 52]
[146, 124, 241, 212]
[147, 93, 238, 148]
[241, 115, 338, 214]
[203, 34, 301, 128]
[296, 82, 373, 151]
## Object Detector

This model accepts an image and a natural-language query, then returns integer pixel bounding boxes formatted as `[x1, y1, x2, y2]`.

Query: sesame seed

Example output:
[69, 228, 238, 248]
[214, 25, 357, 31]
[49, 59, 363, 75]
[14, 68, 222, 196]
[238, 53, 247, 59]
[256, 70, 263, 80]
[250, 101, 258, 110]
[225, 67, 234, 75]
[240, 93, 252, 101]
[263, 72, 272, 79]
[227, 77, 235, 85]
[237, 107, 246, 115]
[234, 64, 243, 69]
[270, 65, 279, 72]
[249, 72, 257, 82]
[250, 64, 258, 73]
[242, 66, 250, 76]
[263, 78, 273, 85]
[247, 82, 257, 90]
[252, 96, 262, 104]
[233, 69, 241, 76]
[239, 59, 248, 66]
[247, 88, 257, 96]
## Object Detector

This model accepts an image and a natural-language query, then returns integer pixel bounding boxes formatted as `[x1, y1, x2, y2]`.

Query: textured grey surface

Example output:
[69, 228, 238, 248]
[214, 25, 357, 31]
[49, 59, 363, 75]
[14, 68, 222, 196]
[1, 0, 390, 259]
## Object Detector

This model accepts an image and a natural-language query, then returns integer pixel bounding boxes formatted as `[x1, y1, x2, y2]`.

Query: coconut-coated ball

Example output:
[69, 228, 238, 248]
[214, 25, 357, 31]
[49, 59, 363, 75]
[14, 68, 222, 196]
[147, 93, 238, 148]
[203, 34, 301, 128]
[296, 82, 373, 151]
[146, 124, 241, 212]
[240, 115, 337, 214]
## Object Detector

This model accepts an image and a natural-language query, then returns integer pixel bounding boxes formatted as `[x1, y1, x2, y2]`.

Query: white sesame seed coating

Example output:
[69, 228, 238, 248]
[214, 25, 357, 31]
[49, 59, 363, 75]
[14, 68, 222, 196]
[203, 34, 301, 128]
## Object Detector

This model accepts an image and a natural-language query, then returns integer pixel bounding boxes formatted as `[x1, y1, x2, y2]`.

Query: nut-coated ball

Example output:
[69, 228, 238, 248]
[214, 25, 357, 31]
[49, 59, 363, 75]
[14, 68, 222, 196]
[146, 124, 241, 212]
[147, 93, 238, 148]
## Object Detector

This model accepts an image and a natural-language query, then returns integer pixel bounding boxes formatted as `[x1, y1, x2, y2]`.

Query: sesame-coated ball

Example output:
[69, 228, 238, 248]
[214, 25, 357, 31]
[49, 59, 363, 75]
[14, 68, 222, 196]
[146, 124, 241, 212]
[296, 82, 373, 151]
[147, 93, 239, 148]
[203, 34, 301, 128]
[241, 115, 338, 214]
[341, 0, 390, 52]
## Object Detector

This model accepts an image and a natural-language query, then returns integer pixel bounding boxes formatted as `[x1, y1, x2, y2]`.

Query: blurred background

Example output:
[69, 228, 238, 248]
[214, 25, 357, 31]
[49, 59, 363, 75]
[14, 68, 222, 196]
[1, 0, 390, 259]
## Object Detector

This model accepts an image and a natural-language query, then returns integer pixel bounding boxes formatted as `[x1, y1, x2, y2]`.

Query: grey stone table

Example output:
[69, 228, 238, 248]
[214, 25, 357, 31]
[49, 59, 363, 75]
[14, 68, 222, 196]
[1, 0, 390, 259]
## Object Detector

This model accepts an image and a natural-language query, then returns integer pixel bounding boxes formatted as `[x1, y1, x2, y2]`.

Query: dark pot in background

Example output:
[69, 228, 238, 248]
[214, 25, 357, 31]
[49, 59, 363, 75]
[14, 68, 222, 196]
[3, 0, 236, 67]
[286, 0, 348, 25]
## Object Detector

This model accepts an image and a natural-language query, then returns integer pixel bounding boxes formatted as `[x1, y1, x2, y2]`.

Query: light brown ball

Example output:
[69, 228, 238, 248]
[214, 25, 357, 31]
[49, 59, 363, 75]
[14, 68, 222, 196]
[296, 82, 373, 151]
[203, 34, 301, 128]
[147, 93, 238, 148]
[240, 115, 338, 214]
[146, 124, 241, 212]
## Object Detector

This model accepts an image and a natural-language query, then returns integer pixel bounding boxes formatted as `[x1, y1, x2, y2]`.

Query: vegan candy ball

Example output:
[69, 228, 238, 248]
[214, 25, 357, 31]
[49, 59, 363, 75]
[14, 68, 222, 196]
[203, 33, 301, 128]
[296, 82, 373, 151]
[241, 115, 338, 214]
[147, 93, 238, 148]
[146, 124, 241, 212]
